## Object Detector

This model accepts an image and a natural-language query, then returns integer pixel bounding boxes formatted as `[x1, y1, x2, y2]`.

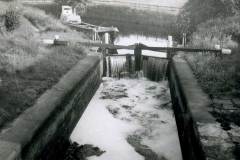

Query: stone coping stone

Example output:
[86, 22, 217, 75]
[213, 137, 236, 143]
[0, 55, 100, 160]
[172, 56, 215, 123]
[172, 55, 237, 160]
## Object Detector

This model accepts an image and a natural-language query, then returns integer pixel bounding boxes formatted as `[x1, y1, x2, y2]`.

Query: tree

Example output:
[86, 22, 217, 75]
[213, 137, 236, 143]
[177, 0, 235, 36]
[233, 0, 240, 14]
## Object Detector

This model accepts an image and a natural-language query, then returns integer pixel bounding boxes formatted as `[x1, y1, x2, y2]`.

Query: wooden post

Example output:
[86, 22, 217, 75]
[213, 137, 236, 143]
[168, 35, 173, 47]
[92, 29, 97, 41]
[126, 54, 132, 73]
[182, 33, 187, 47]
[104, 33, 110, 44]
[108, 56, 112, 77]
[142, 56, 148, 77]
[134, 44, 142, 71]
[167, 50, 172, 59]
[103, 53, 107, 77]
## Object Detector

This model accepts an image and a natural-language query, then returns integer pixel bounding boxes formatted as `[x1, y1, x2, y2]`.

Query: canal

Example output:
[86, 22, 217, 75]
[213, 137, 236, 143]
[71, 77, 182, 160]
[69, 17, 182, 160]
[33, 4, 182, 160]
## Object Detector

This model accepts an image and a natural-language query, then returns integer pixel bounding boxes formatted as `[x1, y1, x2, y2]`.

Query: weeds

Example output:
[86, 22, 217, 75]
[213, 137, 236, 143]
[0, 44, 86, 129]
[0, 1, 87, 129]
[185, 52, 240, 98]
[190, 16, 240, 49]
[4, 6, 20, 31]
[22, 6, 67, 32]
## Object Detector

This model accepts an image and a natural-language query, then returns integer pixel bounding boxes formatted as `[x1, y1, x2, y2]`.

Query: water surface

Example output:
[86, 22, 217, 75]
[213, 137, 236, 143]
[115, 34, 168, 58]
[71, 78, 182, 160]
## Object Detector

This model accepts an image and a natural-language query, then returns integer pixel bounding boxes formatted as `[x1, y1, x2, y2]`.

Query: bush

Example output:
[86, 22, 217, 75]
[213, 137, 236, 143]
[23, 6, 67, 32]
[4, 7, 20, 32]
[190, 16, 240, 49]
[185, 53, 240, 97]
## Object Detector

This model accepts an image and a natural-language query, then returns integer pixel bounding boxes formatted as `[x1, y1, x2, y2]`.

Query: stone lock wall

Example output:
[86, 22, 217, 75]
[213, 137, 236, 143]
[168, 55, 215, 160]
[0, 52, 226, 160]
[0, 56, 102, 160]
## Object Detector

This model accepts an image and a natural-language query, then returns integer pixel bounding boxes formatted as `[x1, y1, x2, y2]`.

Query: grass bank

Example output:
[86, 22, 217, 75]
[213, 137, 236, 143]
[185, 51, 240, 130]
[0, 1, 87, 129]
[184, 14, 240, 99]
[25, 2, 62, 18]
[185, 52, 240, 98]
[182, 13, 240, 130]
[184, 24, 240, 129]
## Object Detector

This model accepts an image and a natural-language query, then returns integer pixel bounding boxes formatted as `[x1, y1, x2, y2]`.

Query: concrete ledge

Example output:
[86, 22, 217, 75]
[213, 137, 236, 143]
[171, 57, 214, 123]
[0, 56, 102, 160]
[168, 55, 215, 160]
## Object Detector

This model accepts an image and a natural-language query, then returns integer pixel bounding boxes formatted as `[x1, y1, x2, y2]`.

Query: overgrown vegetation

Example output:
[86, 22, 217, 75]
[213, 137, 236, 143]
[190, 16, 240, 49]
[0, 45, 86, 128]
[4, 6, 20, 31]
[22, 6, 67, 32]
[27, 3, 62, 18]
[177, 0, 240, 45]
[180, 1, 240, 141]
[0, 1, 87, 129]
[176, 0, 240, 100]
[185, 53, 240, 98]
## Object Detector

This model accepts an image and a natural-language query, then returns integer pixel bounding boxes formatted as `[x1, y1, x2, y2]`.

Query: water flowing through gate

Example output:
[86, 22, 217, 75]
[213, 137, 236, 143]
[105, 54, 168, 81]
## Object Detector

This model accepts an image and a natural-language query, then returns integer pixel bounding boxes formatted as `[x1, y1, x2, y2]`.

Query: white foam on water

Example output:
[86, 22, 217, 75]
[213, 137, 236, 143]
[71, 78, 182, 160]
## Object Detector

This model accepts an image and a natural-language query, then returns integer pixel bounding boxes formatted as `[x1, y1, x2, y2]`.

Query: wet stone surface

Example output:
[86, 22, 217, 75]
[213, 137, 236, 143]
[64, 142, 105, 160]
[210, 98, 240, 130]
[198, 122, 240, 160]
[198, 97, 240, 160]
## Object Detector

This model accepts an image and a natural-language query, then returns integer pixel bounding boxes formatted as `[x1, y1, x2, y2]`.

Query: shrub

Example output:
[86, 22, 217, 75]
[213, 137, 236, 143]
[185, 53, 240, 97]
[190, 16, 240, 49]
[23, 6, 67, 32]
[4, 6, 20, 32]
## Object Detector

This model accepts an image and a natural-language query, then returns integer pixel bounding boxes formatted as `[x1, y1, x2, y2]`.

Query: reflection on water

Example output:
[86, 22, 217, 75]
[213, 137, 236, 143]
[115, 34, 167, 46]
[115, 34, 168, 58]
